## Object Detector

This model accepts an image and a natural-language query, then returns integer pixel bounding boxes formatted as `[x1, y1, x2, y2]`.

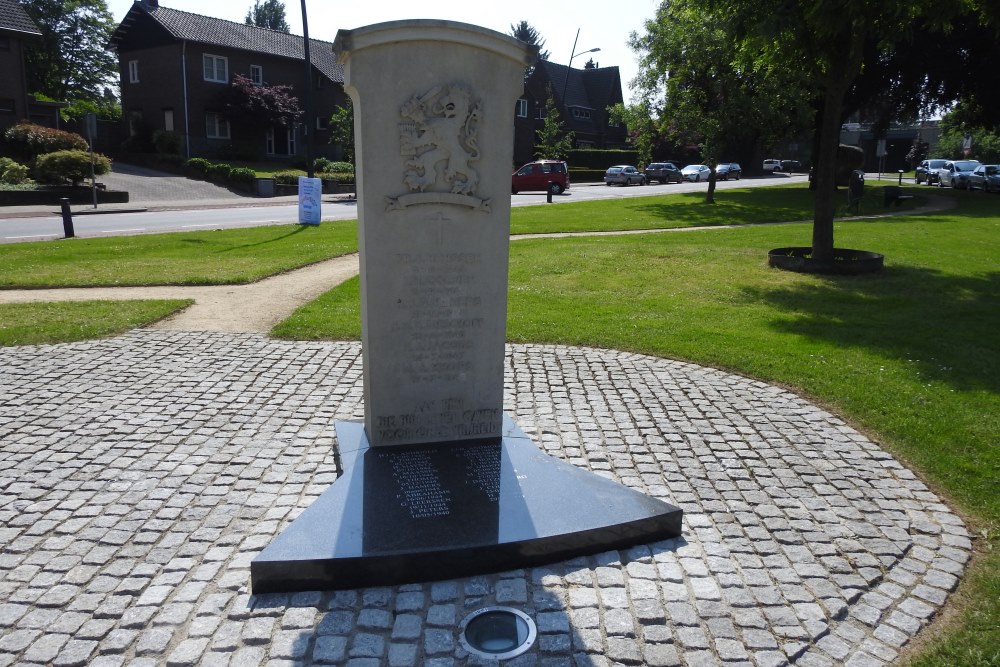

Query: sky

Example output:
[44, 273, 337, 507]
[105, 0, 661, 102]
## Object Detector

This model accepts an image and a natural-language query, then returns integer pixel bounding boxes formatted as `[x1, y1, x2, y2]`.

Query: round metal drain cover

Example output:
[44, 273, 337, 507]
[459, 606, 537, 660]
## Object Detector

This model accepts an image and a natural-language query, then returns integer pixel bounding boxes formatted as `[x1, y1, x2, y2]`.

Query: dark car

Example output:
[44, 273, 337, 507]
[779, 159, 802, 173]
[915, 158, 948, 185]
[644, 162, 682, 184]
[511, 160, 570, 194]
[716, 163, 742, 180]
[970, 164, 1000, 193]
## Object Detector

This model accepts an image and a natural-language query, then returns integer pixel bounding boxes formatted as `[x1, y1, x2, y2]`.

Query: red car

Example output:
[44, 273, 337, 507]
[511, 160, 570, 194]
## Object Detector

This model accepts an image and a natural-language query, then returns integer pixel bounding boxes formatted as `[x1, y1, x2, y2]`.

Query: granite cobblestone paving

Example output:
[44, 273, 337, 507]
[0, 331, 971, 665]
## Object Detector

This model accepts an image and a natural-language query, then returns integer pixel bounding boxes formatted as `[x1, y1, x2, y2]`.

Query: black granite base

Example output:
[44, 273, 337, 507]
[250, 414, 682, 593]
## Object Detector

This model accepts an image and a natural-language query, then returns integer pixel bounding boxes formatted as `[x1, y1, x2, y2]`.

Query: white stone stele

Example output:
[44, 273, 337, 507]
[334, 21, 534, 447]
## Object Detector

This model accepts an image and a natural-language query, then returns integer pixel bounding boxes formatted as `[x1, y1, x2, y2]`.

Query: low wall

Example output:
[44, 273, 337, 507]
[0, 187, 130, 207]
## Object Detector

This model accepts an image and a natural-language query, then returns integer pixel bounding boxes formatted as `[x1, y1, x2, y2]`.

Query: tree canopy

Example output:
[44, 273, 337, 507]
[244, 0, 290, 33]
[533, 86, 573, 160]
[21, 0, 118, 102]
[226, 74, 302, 127]
[509, 21, 550, 61]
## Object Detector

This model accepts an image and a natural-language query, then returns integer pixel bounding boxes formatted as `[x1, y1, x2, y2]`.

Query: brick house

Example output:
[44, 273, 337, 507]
[109, 0, 347, 160]
[513, 59, 628, 166]
[0, 0, 43, 134]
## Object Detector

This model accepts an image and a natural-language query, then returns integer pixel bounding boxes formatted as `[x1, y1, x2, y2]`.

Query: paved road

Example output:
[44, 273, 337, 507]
[0, 167, 808, 243]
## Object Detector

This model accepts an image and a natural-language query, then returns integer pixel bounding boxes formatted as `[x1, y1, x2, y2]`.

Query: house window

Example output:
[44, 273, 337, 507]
[515, 99, 527, 118]
[206, 112, 230, 139]
[0, 98, 15, 113]
[163, 109, 174, 132]
[203, 54, 228, 83]
[316, 116, 329, 130]
[572, 108, 592, 119]
[128, 60, 139, 84]
[250, 65, 263, 85]
[536, 105, 545, 119]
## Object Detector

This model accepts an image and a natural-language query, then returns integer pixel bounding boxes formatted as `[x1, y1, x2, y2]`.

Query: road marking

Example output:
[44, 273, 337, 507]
[5, 235, 52, 240]
[102, 228, 146, 233]
[181, 224, 222, 228]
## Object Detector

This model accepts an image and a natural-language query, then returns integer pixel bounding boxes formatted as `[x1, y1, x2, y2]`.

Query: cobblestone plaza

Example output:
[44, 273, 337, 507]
[0, 331, 971, 665]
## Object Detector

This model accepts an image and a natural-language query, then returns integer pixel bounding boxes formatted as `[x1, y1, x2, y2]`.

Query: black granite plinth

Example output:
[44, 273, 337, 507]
[251, 414, 682, 593]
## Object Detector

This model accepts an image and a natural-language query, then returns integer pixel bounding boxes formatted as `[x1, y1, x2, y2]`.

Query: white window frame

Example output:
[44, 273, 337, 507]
[250, 64, 263, 85]
[163, 109, 174, 132]
[128, 60, 139, 84]
[536, 105, 545, 120]
[515, 99, 527, 118]
[206, 112, 230, 139]
[203, 54, 228, 83]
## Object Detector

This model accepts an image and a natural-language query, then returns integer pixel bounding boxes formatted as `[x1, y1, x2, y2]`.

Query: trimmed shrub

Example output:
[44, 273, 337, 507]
[314, 158, 354, 174]
[152, 130, 182, 155]
[566, 148, 640, 169]
[273, 169, 307, 185]
[3, 122, 89, 161]
[185, 157, 211, 178]
[34, 150, 111, 186]
[206, 162, 232, 182]
[318, 171, 354, 184]
[228, 167, 256, 187]
[0, 157, 31, 185]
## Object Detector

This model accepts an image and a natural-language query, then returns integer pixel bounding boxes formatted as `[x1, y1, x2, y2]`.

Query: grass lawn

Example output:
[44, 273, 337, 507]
[276, 188, 998, 666]
[0, 183, 996, 664]
[0, 220, 358, 288]
[0, 299, 191, 345]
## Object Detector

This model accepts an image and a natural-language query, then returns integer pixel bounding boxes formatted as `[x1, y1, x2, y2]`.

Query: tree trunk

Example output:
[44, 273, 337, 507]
[706, 169, 717, 204]
[811, 86, 845, 262]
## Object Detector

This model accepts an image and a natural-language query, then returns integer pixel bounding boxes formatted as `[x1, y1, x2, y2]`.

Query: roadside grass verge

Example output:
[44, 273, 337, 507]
[0, 300, 191, 346]
[275, 192, 998, 666]
[510, 181, 922, 235]
[0, 221, 358, 288]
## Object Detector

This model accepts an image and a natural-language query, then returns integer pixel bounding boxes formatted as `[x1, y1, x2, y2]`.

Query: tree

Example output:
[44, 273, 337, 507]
[509, 20, 550, 72]
[21, 0, 118, 102]
[629, 0, 811, 203]
[608, 101, 657, 170]
[328, 102, 355, 164]
[533, 86, 573, 160]
[244, 0, 290, 32]
[226, 74, 302, 127]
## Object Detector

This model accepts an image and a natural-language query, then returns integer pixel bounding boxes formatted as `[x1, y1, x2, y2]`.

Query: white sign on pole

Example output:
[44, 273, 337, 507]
[298, 176, 322, 225]
[876, 139, 886, 157]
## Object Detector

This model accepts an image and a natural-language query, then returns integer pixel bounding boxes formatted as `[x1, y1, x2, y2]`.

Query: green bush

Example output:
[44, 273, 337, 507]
[185, 157, 211, 178]
[0, 157, 31, 185]
[33, 150, 111, 186]
[205, 162, 233, 182]
[566, 148, 640, 169]
[3, 122, 89, 161]
[273, 169, 307, 185]
[152, 130, 182, 155]
[314, 158, 354, 174]
[318, 171, 355, 184]
[228, 167, 256, 187]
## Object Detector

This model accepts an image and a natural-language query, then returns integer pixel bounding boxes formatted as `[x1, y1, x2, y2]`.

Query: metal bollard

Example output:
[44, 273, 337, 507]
[898, 170, 904, 185]
[546, 190, 552, 203]
[60, 198, 75, 238]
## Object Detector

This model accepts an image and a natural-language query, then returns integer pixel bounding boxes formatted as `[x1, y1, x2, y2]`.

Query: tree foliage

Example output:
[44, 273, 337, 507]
[607, 101, 657, 169]
[33, 149, 111, 186]
[226, 74, 302, 127]
[509, 21, 550, 61]
[244, 0, 290, 32]
[937, 105, 1000, 163]
[21, 0, 118, 102]
[327, 103, 354, 165]
[2, 122, 89, 162]
[533, 86, 573, 160]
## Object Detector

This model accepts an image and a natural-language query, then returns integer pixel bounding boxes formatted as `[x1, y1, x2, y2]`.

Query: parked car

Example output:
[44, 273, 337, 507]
[511, 160, 570, 194]
[644, 162, 682, 184]
[915, 158, 948, 185]
[938, 160, 981, 189]
[716, 163, 742, 180]
[762, 159, 782, 173]
[681, 164, 711, 182]
[604, 165, 645, 186]
[779, 159, 802, 173]
[969, 164, 1000, 193]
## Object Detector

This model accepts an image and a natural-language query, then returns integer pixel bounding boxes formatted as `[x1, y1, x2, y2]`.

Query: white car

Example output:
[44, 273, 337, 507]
[938, 160, 981, 189]
[762, 159, 782, 173]
[681, 164, 711, 182]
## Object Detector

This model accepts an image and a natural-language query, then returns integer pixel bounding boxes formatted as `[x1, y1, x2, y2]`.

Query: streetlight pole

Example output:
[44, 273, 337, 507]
[301, 0, 314, 178]
[560, 29, 600, 122]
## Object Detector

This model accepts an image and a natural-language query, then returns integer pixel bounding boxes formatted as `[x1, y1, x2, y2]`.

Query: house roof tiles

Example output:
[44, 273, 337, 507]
[0, 0, 43, 37]
[111, 2, 343, 83]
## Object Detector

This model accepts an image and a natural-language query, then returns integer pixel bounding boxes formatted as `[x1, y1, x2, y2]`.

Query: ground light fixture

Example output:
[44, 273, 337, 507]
[459, 607, 537, 661]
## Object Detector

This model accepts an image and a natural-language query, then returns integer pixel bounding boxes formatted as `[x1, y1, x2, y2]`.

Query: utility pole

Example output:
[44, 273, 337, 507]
[301, 0, 314, 178]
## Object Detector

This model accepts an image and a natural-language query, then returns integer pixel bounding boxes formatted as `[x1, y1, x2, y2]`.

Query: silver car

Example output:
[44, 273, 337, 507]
[604, 165, 645, 186]
[969, 164, 1000, 193]
[938, 160, 981, 189]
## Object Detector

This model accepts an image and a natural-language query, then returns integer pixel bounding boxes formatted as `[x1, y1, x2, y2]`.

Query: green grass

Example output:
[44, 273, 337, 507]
[0, 299, 191, 345]
[510, 181, 922, 235]
[0, 221, 358, 288]
[277, 188, 999, 666]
